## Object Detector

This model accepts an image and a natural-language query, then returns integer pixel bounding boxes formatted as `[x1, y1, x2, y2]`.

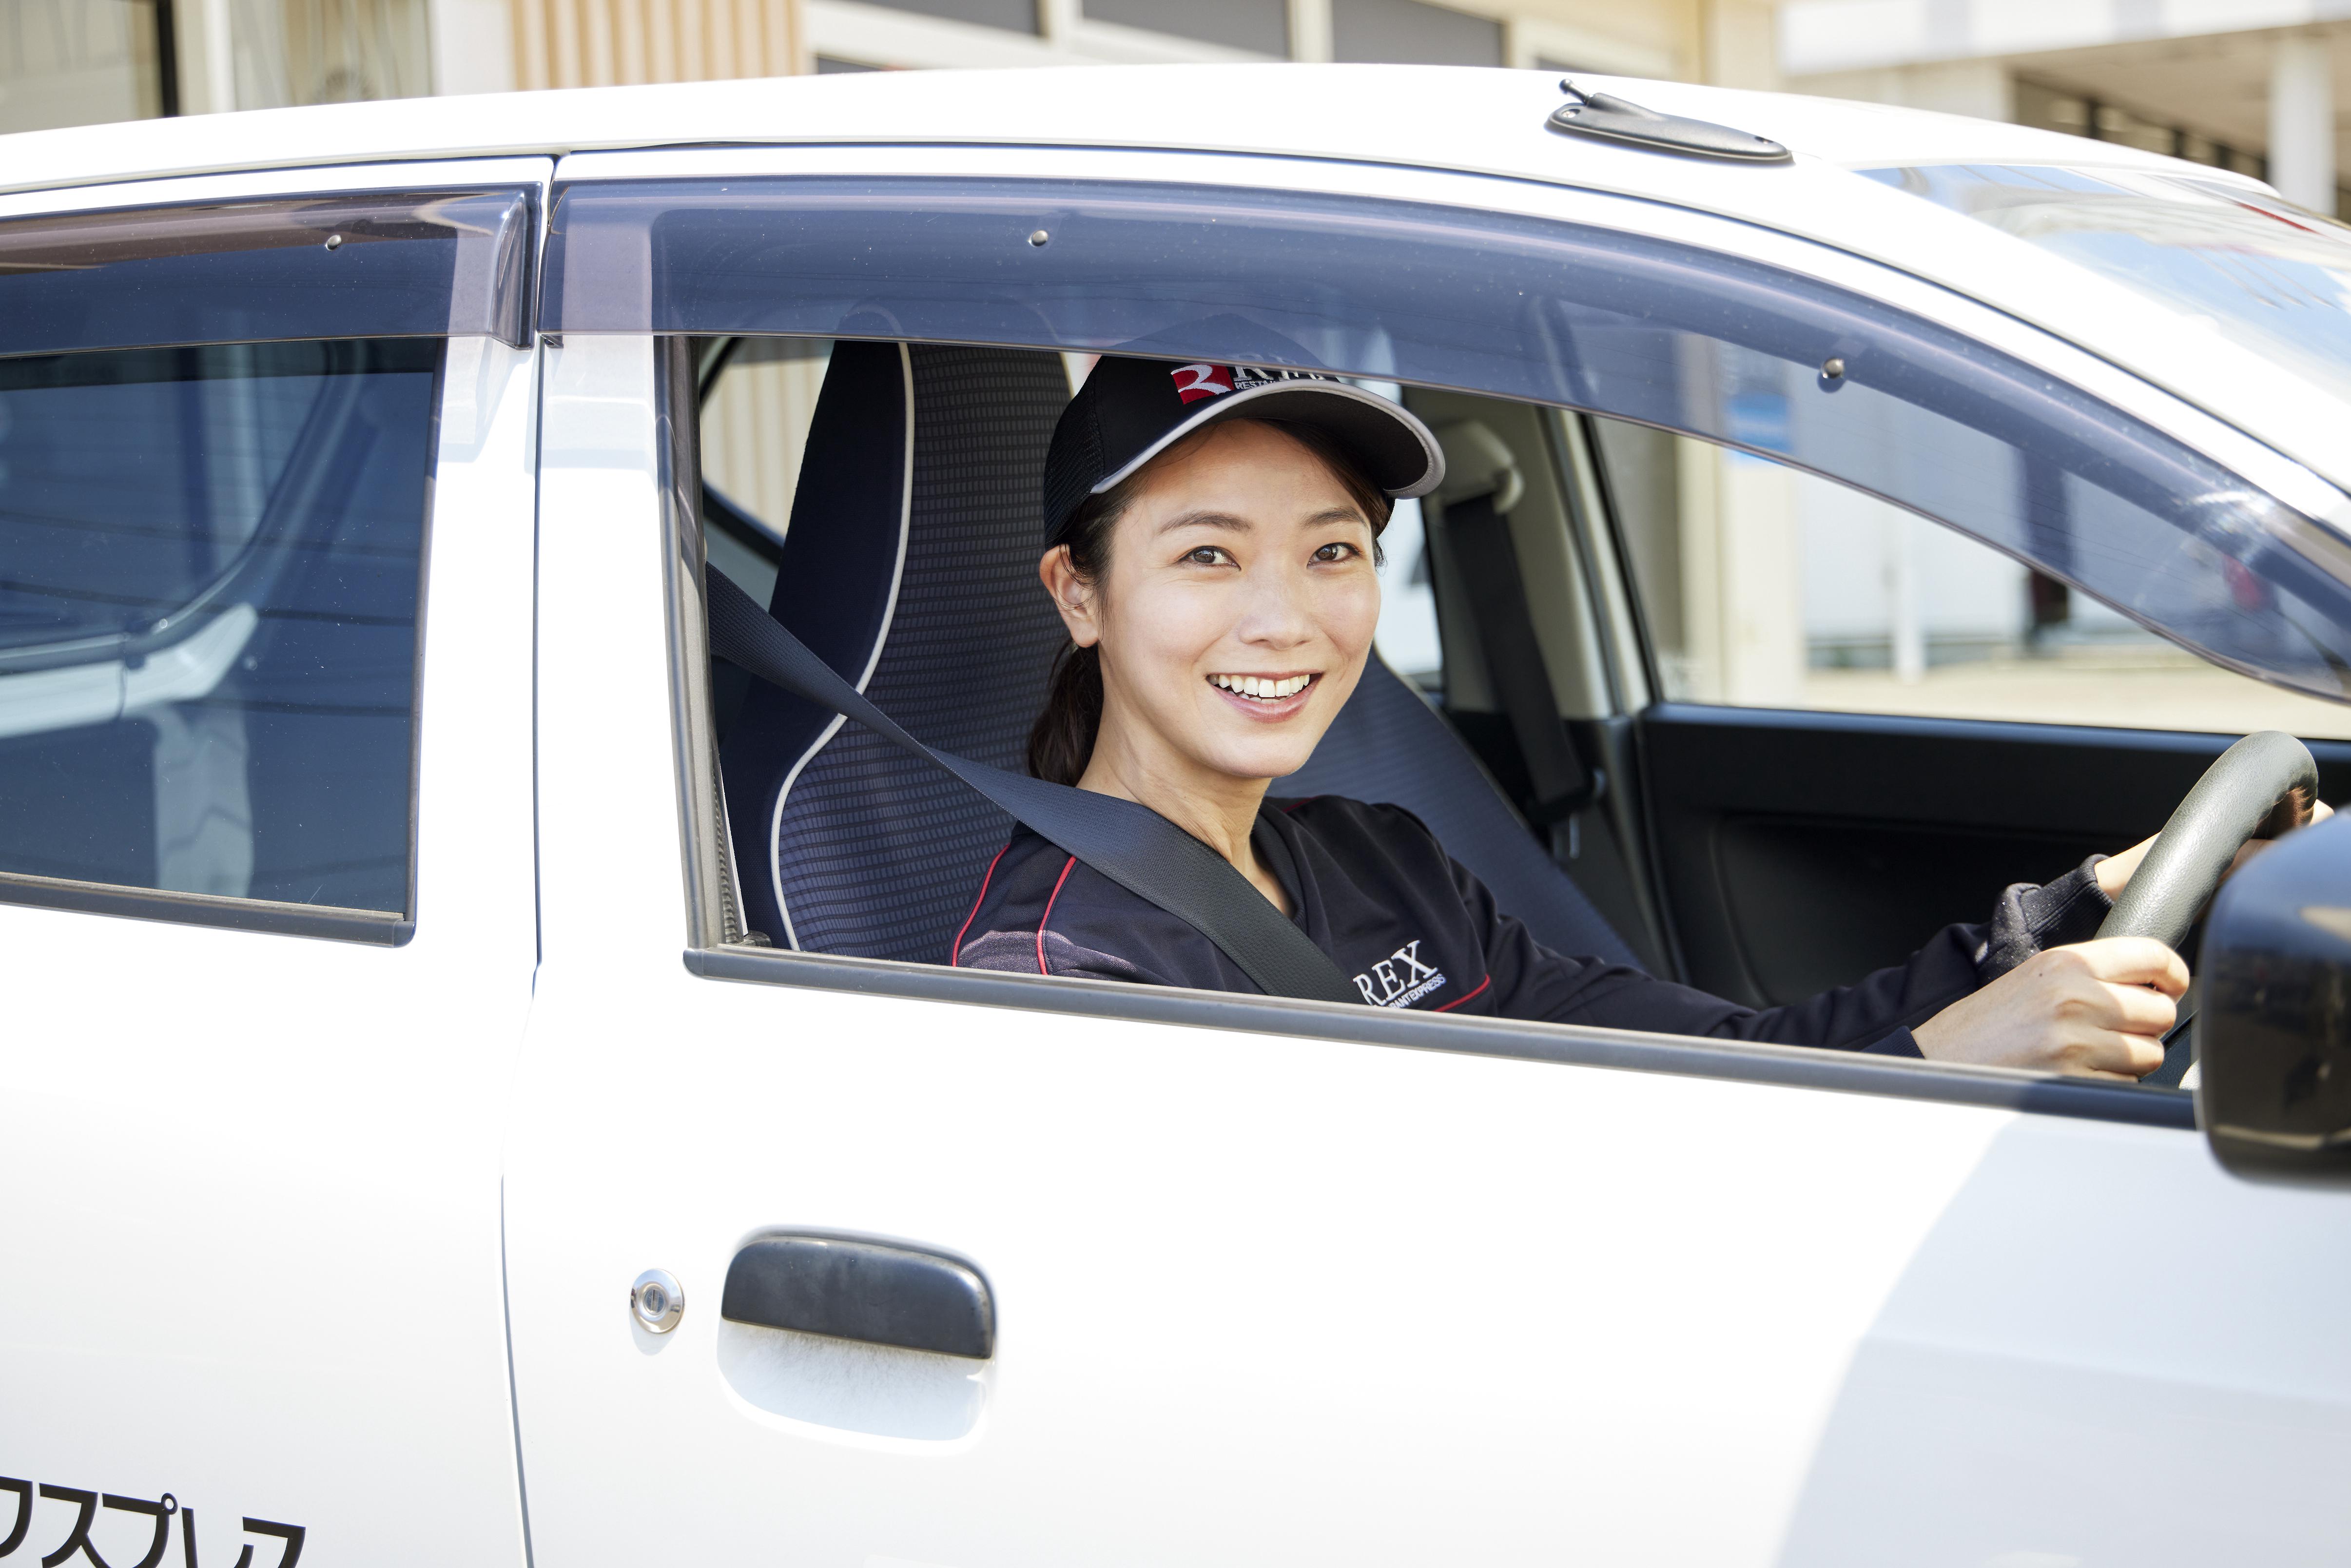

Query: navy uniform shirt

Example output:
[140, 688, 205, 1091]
[952, 795, 2114, 1055]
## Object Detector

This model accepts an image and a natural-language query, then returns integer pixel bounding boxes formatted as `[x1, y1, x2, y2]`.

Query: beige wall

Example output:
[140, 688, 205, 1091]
[508, 0, 801, 89]
[496, 0, 1763, 90]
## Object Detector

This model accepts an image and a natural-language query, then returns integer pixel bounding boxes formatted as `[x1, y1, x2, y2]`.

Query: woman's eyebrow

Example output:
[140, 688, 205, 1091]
[1156, 510, 1252, 536]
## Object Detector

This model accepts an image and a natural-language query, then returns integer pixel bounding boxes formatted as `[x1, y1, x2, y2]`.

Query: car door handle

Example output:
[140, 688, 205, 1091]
[721, 1233, 994, 1359]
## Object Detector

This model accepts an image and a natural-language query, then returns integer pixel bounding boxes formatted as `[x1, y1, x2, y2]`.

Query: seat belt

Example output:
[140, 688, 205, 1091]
[1443, 490, 1599, 823]
[704, 568, 1362, 1006]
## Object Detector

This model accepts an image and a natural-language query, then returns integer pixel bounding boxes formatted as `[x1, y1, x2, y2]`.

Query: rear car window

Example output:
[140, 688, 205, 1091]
[0, 338, 437, 920]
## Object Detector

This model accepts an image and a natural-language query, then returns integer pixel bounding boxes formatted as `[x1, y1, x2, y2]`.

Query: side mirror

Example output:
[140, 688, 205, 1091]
[2199, 812, 2351, 1184]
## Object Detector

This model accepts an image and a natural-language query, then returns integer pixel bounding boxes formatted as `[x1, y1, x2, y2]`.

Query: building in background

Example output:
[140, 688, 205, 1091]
[1708, 0, 2351, 725]
[1782, 0, 2346, 218]
[0, 0, 1780, 133]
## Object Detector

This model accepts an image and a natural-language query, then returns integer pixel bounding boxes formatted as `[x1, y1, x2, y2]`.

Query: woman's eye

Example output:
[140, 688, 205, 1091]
[1184, 546, 1230, 566]
[1313, 542, 1360, 563]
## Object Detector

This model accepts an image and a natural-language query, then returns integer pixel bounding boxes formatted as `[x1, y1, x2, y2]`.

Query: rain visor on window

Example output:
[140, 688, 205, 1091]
[0, 188, 534, 358]
[1860, 165, 2351, 418]
[542, 175, 2351, 707]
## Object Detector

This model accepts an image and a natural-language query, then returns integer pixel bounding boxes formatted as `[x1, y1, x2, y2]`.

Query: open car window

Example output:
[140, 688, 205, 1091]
[551, 173, 2351, 713]
[1595, 414, 2351, 738]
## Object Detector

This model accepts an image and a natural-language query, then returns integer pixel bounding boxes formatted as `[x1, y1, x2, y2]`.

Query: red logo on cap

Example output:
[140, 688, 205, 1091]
[1170, 363, 1235, 404]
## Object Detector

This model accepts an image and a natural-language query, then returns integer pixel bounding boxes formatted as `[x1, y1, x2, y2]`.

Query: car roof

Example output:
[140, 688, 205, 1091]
[7, 65, 2332, 499]
[0, 63, 2231, 203]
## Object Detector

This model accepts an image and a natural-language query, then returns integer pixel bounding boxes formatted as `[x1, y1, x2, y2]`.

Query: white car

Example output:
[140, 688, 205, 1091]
[7, 63, 2351, 1568]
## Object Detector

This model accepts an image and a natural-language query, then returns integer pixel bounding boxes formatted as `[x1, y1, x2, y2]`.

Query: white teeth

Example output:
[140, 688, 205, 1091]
[1211, 675, 1313, 699]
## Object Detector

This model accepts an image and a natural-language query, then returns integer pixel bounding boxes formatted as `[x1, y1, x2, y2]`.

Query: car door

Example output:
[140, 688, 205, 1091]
[504, 145, 2351, 1565]
[0, 163, 545, 1566]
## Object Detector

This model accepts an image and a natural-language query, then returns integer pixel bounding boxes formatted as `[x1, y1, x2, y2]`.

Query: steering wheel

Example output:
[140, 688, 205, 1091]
[2097, 730, 2320, 1085]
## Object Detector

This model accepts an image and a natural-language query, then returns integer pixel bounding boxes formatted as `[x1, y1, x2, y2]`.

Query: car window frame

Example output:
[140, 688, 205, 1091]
[0, 162, 544, 946]
[653, 334, 2194, 1132]
[546, 153, 2351, 719]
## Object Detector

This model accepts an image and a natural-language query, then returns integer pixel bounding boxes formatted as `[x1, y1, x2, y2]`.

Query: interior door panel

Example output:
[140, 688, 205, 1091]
[1638, 704, 2351, 1007]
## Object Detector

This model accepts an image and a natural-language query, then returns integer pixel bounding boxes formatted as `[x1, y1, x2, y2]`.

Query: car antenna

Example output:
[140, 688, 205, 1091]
[1547, 79, 1791, 164]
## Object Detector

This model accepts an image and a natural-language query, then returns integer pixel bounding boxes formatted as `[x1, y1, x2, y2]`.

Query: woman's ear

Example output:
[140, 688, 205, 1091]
[1038, 545, 1101, 647]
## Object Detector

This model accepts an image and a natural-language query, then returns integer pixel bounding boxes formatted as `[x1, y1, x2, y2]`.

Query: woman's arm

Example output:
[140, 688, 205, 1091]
[1461, 846, 2163, 1060]
[1910, 802, 2332, 1076]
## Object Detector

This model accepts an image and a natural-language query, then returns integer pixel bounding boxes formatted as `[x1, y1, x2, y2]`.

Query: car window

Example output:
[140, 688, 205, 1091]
[701, 335, 830, 546]
[1596, 415, 2351, 739]
[547, 173, 2351, 712]
[0, 338, 437, 918]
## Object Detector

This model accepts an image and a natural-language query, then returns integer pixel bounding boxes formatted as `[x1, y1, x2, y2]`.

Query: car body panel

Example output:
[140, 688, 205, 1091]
[502, 332, 2351, 1566]
[0, 329, 543, 1565]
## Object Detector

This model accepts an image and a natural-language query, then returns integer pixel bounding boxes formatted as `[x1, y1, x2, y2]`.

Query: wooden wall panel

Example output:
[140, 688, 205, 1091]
[511, 0, 799, 90]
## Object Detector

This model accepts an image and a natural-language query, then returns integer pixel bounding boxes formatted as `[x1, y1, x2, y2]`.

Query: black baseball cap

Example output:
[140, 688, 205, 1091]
[1042, 351, 1445, 547]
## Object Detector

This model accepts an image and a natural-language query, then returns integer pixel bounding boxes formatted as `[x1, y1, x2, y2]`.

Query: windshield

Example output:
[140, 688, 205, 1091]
[1863, 164, 2351, 412]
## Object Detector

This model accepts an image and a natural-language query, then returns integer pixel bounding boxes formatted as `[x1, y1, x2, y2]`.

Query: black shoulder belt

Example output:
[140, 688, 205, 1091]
[705, 567, 1360, 1005]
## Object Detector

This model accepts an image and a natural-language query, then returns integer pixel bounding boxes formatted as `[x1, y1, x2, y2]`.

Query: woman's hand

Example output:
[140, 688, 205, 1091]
[2094, 799, 2335, 898]
[1912, 938, 2188, 1079]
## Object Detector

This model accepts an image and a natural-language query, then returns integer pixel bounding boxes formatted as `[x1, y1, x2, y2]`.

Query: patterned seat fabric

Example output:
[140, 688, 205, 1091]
[722, 340, 1639, 972]
[722, 341, 1071, 961]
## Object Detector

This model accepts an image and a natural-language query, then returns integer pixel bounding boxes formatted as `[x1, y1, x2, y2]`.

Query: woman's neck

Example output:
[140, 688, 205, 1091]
[1076, 725, 1287, 915]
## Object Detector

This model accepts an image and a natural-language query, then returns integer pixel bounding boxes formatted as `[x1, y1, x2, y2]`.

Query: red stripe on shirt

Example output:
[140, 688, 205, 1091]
[1036, 855, 1078, 976]
[951, 841, 1013, 968]
[1435, 974, 1492, 1012]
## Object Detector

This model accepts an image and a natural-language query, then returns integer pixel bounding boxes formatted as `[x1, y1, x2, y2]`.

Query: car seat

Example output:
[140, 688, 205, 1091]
[718, 341, 1643, 973]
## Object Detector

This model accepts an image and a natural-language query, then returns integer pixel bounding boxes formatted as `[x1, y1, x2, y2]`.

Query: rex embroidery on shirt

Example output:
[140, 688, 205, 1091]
[1353, 939, 1448, 1008]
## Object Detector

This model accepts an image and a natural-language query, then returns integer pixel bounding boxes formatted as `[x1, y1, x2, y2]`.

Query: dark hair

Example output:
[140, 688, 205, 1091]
[1027, 419, 1395, 786]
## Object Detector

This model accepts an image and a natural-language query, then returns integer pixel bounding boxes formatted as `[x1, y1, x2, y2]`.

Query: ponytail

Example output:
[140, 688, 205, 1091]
[1028, 639, 1104, 786]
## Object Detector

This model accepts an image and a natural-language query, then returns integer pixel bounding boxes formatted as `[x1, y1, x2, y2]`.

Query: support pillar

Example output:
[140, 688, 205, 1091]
[2270, 32, 2336, 215]
[1287, 0, 1331, 62]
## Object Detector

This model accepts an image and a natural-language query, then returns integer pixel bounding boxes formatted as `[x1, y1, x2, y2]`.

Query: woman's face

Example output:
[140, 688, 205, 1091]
[1050, 420, 1383, 787]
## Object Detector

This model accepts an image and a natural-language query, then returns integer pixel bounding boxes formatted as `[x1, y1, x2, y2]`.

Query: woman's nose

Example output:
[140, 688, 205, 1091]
[1232, 563, 1317, 645]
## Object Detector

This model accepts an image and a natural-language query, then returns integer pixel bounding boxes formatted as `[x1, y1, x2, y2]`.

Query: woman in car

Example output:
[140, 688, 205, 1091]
[952, 353, 2268, 1078]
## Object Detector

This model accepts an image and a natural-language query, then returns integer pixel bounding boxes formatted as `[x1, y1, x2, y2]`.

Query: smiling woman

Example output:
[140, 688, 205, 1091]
[933, 346, 2249, 1079]
[1035, 417, 1391, 914]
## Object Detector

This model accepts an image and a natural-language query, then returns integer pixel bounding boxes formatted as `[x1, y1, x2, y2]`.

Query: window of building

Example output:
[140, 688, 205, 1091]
[856, 0, 1039, 36]
[0, 339, 438, 917]
[226, 0, 432, 108]
[1082, 0, 1286, 55]
[0, 0, 168, 135]
[2011, 77, 2349, 216]
[1331, 0, 1502, 67]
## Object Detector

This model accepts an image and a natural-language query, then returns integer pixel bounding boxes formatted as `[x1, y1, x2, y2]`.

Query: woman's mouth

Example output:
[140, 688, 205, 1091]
[1207, 672, 1319, 717]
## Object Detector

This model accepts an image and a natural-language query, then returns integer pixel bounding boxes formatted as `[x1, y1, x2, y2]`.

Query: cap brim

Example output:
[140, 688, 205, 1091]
[1090, 378, 1445, 503]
